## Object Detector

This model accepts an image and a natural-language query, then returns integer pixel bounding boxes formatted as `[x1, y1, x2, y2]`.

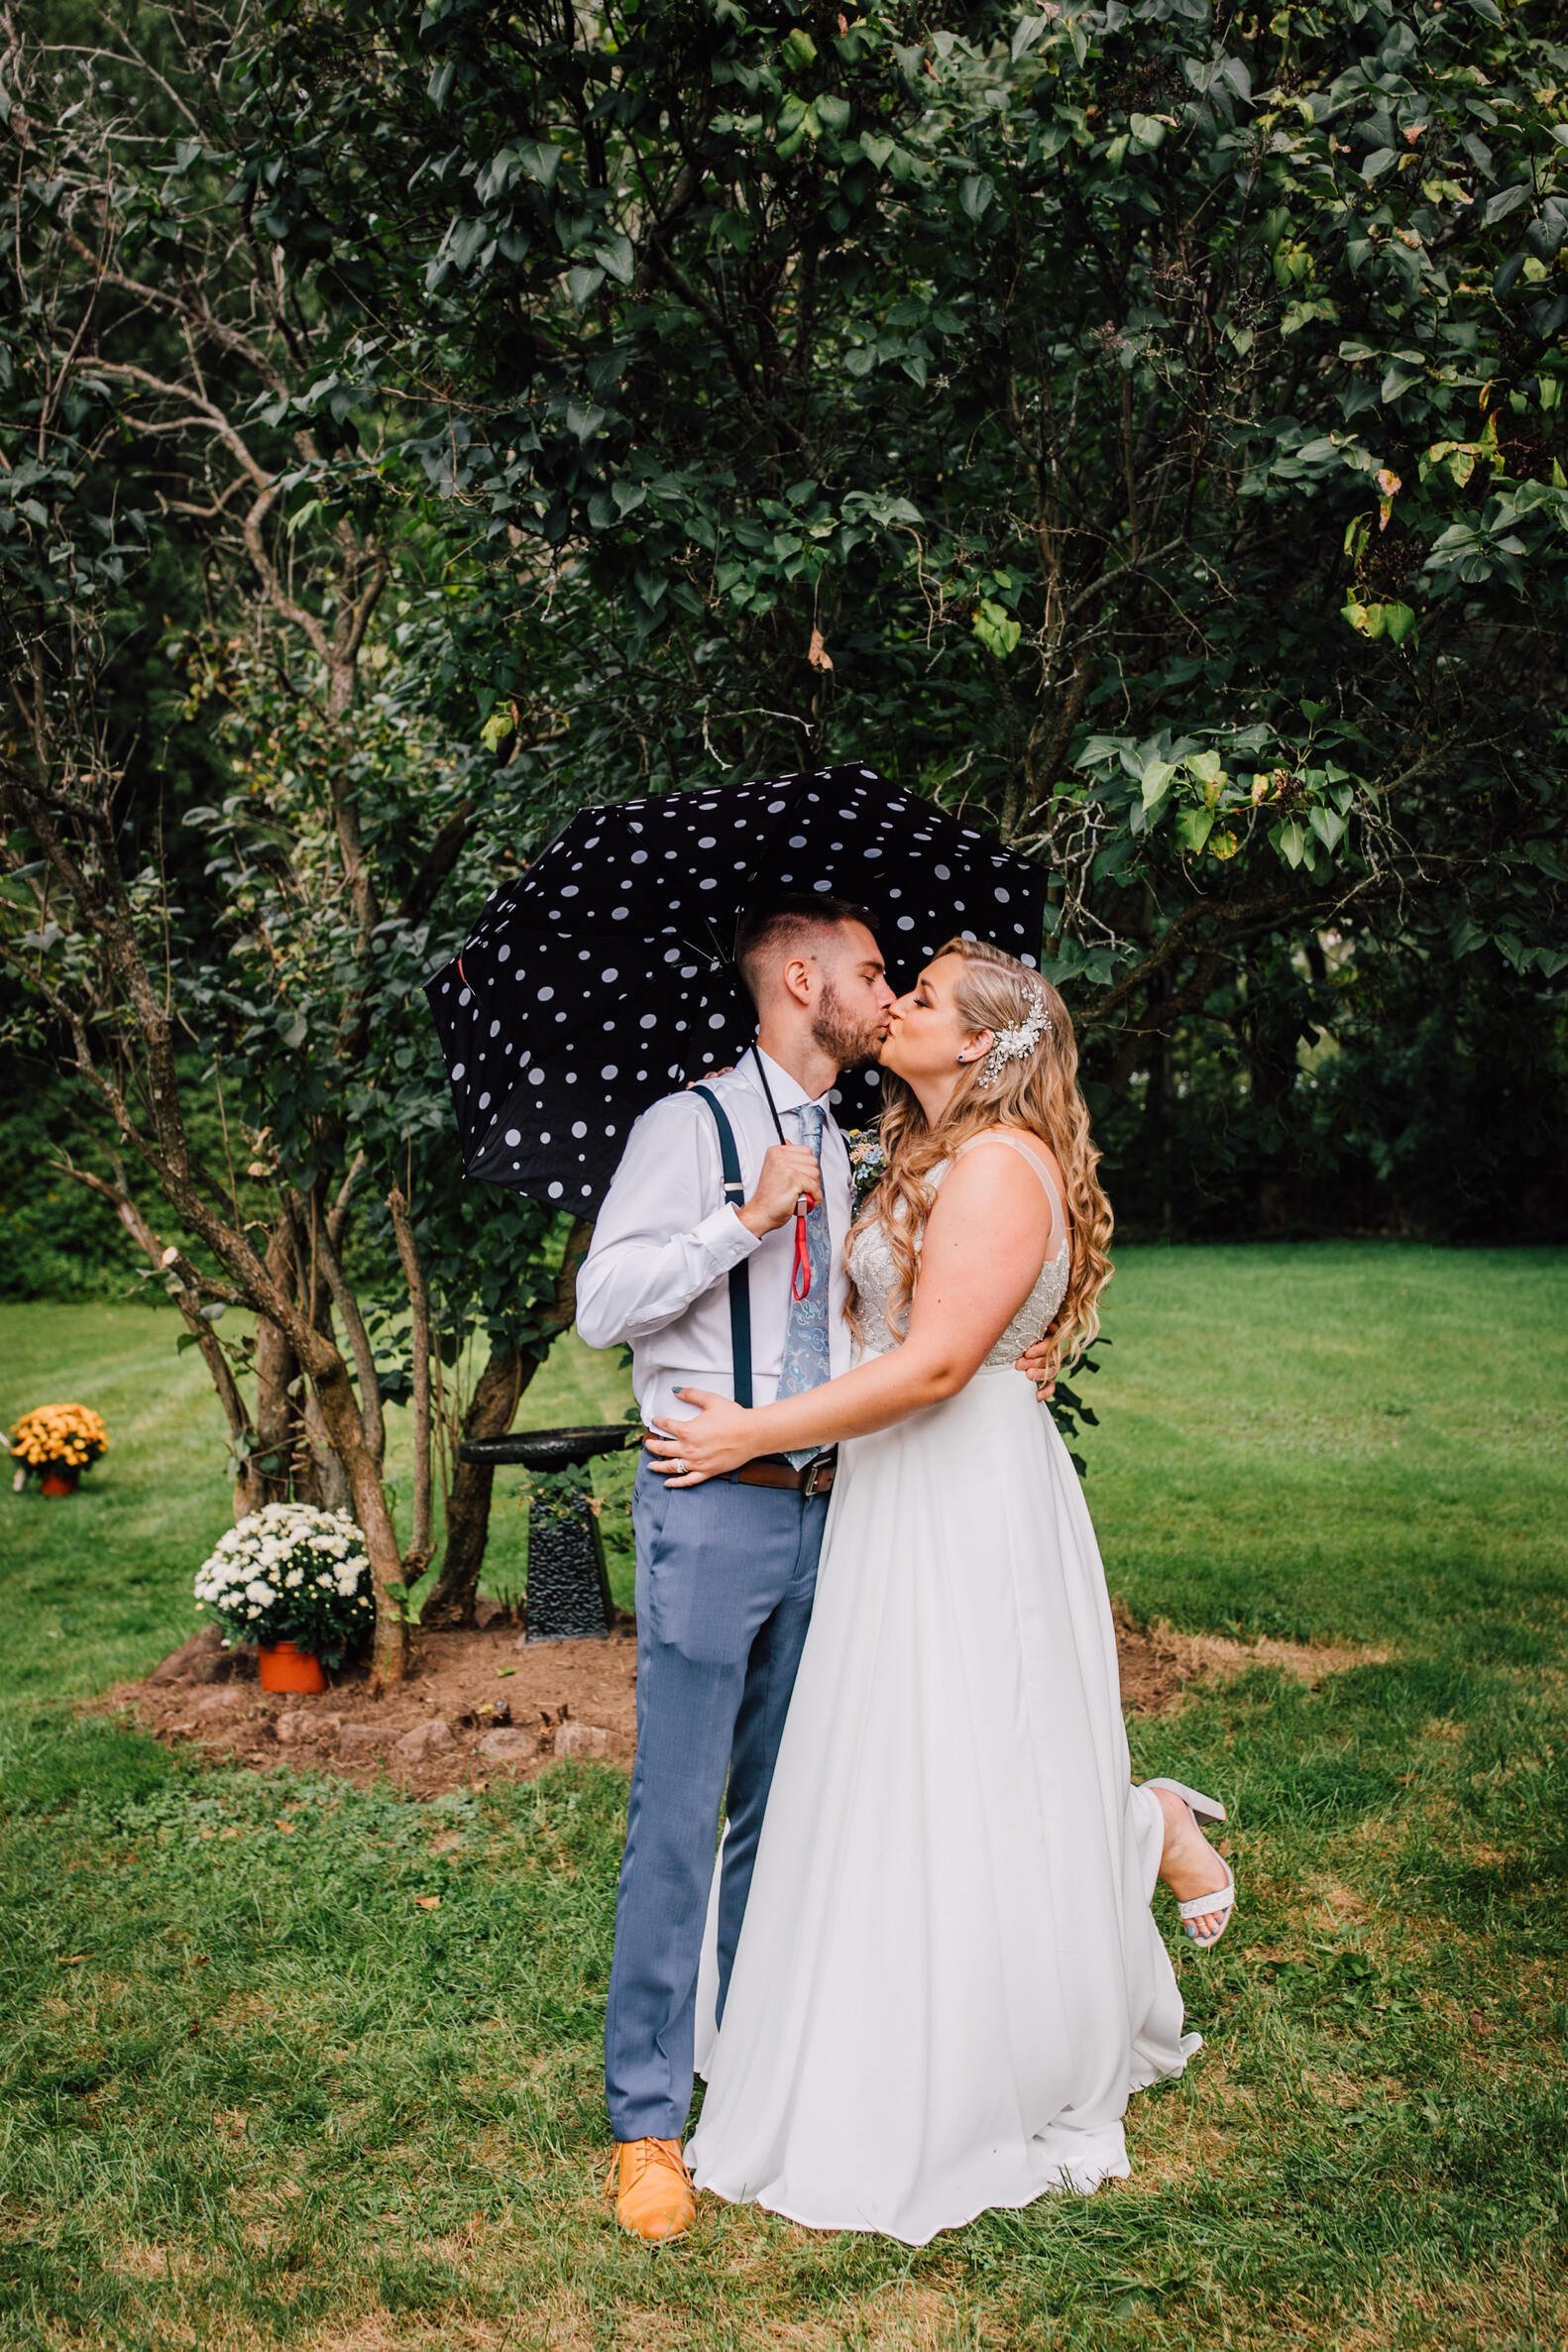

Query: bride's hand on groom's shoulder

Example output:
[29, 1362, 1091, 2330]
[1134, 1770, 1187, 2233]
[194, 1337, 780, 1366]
[643, 1390, 752, 1485]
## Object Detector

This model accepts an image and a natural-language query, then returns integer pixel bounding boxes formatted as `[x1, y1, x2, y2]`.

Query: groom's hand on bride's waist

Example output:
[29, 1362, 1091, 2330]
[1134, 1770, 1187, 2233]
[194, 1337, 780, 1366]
[736, 1144, 825, 1238]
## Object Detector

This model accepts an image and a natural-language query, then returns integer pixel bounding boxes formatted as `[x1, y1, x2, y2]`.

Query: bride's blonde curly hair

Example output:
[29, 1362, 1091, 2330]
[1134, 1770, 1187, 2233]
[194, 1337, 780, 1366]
[847, 937, 1113, 1376]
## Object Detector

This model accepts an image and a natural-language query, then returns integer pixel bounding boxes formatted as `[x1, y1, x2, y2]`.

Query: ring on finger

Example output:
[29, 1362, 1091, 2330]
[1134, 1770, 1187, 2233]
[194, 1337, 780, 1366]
[671, 1456, 687, 1477]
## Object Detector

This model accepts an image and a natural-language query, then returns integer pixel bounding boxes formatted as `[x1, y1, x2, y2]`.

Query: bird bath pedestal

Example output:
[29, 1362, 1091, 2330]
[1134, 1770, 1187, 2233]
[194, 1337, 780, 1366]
[459, 1425, 633, 1640]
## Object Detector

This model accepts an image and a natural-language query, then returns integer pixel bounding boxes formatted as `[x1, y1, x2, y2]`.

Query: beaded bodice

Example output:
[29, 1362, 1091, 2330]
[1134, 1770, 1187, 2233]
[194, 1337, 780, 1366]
[846, 1140, 1070, 1364]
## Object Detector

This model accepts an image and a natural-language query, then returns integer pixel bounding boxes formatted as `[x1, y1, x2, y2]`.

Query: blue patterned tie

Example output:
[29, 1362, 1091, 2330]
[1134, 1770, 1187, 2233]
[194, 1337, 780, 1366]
[774, 1102, 832, 1468]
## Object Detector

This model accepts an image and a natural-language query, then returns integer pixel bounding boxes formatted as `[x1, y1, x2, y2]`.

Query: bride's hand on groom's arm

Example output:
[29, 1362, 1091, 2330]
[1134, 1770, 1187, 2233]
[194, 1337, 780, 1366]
[643, 1391, 754, 1485]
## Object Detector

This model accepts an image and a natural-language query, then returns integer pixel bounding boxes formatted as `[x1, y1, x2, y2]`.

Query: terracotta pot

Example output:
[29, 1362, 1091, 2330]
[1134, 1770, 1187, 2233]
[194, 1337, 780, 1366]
[39, 1465, 81, 1497]
[258, 1639, 328, 1694]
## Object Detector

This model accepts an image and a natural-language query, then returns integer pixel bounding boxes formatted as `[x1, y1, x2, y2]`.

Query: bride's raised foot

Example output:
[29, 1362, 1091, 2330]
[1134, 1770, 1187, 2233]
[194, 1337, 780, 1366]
[1147, 1779, 1237, 1951]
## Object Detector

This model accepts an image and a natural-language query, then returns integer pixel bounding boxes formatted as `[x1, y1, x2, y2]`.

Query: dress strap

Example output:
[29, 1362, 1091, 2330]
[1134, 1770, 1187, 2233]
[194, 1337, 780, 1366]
[952, 1131, 1065, 1239]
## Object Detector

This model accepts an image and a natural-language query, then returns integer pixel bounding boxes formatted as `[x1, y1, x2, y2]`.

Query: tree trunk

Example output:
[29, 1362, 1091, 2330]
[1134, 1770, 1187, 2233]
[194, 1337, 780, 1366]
[419, 1337, 531, 1628]
[300, 1390, 354, 1513]
[419, 1219, 594, 1627]
[388, 1182, 434, 1582]
[304, 1348, 408, 1685]
[253, 1220, 304, 1507]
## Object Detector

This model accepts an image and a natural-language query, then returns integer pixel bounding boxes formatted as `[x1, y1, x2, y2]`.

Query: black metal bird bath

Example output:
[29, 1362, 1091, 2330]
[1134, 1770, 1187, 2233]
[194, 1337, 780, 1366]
[458, 1424, 634, 1640]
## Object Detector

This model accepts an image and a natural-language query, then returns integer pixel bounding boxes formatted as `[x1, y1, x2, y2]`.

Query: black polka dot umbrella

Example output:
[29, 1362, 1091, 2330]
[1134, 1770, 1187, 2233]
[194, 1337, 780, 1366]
[423, 762, 1046, 1211]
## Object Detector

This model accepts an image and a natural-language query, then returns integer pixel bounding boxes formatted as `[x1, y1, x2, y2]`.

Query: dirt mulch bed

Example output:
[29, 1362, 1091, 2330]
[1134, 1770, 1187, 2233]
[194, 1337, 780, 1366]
[92, 1611, 639, 1801]
[92, 1603, 1387, 1805]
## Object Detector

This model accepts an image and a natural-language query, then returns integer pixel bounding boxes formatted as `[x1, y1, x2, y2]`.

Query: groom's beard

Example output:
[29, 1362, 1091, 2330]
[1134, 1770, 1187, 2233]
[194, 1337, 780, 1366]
[811, 980, 886, 1073]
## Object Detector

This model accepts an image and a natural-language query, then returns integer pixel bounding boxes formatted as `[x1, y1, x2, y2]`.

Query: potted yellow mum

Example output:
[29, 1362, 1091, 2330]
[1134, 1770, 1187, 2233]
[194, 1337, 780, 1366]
[8, 1402, 110, 1496]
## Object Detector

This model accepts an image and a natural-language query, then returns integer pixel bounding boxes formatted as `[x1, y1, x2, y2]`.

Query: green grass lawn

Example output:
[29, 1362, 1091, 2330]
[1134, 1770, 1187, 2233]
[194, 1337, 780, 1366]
[2, 1248, 1566, 2350]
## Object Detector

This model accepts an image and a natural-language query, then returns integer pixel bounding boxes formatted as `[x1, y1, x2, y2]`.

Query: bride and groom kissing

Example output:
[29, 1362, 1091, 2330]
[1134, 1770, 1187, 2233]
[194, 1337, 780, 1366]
[574, 894, 1235, 2247]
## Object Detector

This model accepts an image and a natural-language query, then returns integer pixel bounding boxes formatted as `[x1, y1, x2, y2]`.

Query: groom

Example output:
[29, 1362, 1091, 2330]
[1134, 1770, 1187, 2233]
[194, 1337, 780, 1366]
[575, 894, 892, 2240]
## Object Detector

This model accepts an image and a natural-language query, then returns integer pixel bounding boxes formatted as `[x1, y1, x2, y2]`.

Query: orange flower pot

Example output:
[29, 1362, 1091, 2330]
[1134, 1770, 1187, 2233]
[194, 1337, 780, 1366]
[258, 1639, 328, 1694]
[39, 1466, 81, 1497]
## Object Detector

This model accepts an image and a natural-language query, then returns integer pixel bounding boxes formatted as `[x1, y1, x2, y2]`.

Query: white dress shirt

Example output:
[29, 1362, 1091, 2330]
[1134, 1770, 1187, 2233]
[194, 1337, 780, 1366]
[574, 1047, 853, 1432]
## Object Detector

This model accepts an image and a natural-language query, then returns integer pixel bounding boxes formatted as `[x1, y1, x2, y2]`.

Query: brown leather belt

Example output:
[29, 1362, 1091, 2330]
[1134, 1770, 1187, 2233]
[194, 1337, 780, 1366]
[733, 1452, 837, 1498]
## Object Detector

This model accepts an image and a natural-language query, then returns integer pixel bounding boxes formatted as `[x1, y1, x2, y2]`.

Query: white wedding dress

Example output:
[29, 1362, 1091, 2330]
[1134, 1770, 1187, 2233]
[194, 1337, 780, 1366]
[687, 1132, 1199, 2244]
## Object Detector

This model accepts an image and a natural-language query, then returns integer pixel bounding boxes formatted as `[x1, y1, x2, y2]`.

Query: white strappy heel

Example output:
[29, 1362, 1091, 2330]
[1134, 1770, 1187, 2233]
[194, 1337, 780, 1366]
[1146, 1778, 1237, 1951]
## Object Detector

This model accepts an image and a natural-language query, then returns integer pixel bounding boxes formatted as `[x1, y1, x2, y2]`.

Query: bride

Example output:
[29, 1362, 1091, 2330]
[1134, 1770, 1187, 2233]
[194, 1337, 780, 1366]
[643, 936, 1234, 2244]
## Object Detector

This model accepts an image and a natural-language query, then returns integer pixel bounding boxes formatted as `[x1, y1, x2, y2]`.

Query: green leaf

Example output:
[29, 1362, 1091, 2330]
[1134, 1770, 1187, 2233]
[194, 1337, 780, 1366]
[593, 235, 635, 286]
[516, 141, 564, 188]
[1176, 806, 1216, 853]
[959, 174, 995, 222]
[1139, 758, 1177, 810]
[1382, 602, 1417, 646]
[1482, 183, 1529, 229]
[565, 265, 606, 306]
[781, 28, 818, 70]
[1275, 820, 1308, 869]
[973, 600, 1021, 658]
[1308, 806, 1346, 852]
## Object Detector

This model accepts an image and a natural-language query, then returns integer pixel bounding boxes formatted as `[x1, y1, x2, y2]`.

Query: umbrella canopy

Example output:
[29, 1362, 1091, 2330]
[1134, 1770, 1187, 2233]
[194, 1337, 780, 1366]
[424, 763, 1046, 1212]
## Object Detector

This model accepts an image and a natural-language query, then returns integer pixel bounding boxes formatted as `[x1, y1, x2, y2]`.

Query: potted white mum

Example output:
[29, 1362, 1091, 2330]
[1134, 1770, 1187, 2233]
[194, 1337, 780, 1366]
[194, 1502, 374, 1692]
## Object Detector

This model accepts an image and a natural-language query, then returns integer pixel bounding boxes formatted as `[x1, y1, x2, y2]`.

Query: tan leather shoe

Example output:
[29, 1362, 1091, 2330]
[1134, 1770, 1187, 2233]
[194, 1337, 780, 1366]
[609, 2136, 696, 2241]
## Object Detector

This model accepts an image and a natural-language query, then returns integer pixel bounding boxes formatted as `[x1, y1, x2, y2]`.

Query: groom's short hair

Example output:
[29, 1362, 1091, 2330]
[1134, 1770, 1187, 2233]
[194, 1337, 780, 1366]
[734, 894, 878, 1007]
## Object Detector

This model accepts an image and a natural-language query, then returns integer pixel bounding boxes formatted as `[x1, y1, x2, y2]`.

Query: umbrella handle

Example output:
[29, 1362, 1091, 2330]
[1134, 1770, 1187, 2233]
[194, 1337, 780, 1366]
[791, 1204, 812, 1301]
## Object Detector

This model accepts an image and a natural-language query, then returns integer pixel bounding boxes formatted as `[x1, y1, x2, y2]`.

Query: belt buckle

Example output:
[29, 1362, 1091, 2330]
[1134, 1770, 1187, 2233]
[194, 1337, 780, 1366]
[801, 1454, 831, 1498]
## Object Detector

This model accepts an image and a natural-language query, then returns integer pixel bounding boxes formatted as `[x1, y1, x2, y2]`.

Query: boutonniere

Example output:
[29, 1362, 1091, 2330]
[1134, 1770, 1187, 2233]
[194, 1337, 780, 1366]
[846, 1125, 887, 1214]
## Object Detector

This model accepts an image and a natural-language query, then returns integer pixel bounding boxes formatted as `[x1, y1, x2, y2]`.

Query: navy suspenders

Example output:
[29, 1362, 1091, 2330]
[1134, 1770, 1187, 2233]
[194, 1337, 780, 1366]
[691, 1085, 753, 1410]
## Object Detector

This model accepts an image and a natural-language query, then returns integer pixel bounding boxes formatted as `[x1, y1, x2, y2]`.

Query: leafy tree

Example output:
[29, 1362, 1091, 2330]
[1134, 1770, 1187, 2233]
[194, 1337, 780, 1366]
[0, 2, 590, 1673]
[231, 0, 1566, 1057]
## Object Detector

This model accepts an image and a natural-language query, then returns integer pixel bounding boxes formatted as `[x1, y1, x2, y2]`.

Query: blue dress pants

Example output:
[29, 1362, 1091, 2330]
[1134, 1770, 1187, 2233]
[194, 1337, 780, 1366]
[604, 1454, 826, 2143]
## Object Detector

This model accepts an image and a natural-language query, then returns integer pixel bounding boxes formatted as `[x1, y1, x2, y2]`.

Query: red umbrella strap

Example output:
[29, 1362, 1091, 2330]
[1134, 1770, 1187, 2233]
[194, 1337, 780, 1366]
[457, 954, 469, 989]
[791, 1209, 812, 1300]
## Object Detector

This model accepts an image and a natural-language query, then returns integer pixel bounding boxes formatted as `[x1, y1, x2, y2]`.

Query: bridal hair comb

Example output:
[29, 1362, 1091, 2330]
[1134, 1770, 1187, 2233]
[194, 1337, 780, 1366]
[977, 989, 1053, 1088]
